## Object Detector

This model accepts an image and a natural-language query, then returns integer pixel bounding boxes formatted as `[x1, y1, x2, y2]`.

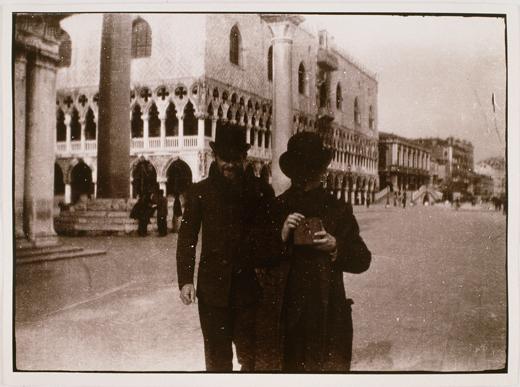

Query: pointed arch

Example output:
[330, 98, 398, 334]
[54, 163, 65, 195]
[148, 103, 160, 137]
[166, 159, 193, 196]
[165, 102, 178, 136]
[354, 97, 361, 125]
[369, 105, 375, 130]
[298, 62, 307, 95]
[71, 160, 93, 203]
[131, 17, 152, 58]
[230, 24, 242, 66]
[70, 107, 81, 141]
[131, 104, 143, 138]
[131, 158, 157, 198]
[183, 101, 197, 135]
[336, 83, 343, 110]
[56, 108, 66, 142]
[85, 107, 96, 140]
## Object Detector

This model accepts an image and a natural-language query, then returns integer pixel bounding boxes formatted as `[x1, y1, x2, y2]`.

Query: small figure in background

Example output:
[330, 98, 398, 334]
[130, 191, 154, 237]
[156, 189, 168, 237]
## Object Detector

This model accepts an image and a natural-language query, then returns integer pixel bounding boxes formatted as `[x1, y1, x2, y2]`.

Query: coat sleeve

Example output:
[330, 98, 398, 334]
[176, 184, 202, 290]
[250, 197, 294, 268]
[333, 202, 371, 273]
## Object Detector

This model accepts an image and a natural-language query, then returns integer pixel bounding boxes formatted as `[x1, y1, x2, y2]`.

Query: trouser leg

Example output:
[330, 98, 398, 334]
[158, 217, 167, 236]
[138, 219, 148, 236]
[283, 316, 306, 372]
[232, 304, 256, 371]
[198, 300, 233, 371]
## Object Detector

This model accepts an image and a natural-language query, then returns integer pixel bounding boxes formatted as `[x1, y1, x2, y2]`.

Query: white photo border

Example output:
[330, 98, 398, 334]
[1, 1, 519, 386]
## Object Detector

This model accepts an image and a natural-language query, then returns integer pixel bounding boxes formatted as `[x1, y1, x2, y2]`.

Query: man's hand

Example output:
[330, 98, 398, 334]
[312, 230, 337, 253]
[281, 213, 305, 242]
[180, 284, 196, 305]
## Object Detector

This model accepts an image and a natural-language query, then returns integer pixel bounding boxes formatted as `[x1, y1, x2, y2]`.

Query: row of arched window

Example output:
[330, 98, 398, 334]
[56, 107, 96, 141]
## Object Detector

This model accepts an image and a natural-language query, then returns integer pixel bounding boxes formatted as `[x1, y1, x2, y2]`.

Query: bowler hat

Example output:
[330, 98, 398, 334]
[209, 122, 251, 161]
[279, 132, 332, 179]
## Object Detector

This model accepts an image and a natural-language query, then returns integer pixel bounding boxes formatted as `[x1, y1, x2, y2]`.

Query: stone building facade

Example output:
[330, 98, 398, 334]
[414, 137, 474, 187]
[378, 132, 431, 192]
[54, 13, 378, 205]
[474, 157, 506, 198]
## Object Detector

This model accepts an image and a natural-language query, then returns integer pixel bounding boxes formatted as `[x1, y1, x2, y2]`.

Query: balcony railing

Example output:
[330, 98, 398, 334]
[85, 140, 97, 152]
[148, 137, 161, 149]
[70, 141, 81, 152]
[56, 135, 217, 157]
[56, 136, 277, 163]
[183, 136, 198, 148]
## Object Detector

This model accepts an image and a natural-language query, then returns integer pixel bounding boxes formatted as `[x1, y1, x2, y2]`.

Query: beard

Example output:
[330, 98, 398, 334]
[221, 165, 241, 181]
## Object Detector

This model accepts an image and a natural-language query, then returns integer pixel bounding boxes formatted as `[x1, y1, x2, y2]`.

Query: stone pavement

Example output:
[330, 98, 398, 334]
[14, 205, 507, 372]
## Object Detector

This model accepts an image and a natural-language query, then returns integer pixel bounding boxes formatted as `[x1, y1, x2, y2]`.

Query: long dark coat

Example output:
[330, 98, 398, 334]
[255, 186, 371, 372]
[176, 171, 275, 307]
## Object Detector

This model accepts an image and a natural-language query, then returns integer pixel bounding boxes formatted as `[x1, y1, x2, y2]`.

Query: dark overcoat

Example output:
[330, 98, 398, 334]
[176, 171, 275, 307]
[255, 186, 371, 372]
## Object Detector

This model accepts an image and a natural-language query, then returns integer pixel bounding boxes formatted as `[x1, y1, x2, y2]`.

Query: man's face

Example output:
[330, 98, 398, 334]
[215, 152, 246, 181]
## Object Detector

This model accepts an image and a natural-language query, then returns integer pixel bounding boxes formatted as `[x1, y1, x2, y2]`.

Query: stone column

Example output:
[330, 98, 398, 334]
[211, 118, 217, 140]
[262, 14, 304, 195]
[246, 124, 252, 144]
[197, 116, 205, 149]
[159, 181, 167, 194]
[18, 14, 67, 246]
[64, 184, 72, 204]
[143, 113, 149, 149]
[14, 52, 27, 239]
[65, 114, 71, 153]
[159, 113, 166, 148]
[80, 119, 86, 151]
[177, 113, 184, 148]
[96, 13, 132, 199]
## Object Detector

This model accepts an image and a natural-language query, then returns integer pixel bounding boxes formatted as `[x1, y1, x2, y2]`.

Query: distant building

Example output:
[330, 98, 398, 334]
[475, 157, 506, 198]
[472, 173, 494, 200]
[414, 137, 474, 192]
[378, 132, 431, 192]
[429, 157, 447, 186]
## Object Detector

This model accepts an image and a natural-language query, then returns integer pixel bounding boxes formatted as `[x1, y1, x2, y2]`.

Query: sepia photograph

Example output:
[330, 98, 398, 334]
[1, 1, 519, 386]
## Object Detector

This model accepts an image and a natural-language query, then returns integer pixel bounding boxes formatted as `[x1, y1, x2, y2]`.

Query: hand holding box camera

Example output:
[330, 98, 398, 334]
[293, 217, 324, 245]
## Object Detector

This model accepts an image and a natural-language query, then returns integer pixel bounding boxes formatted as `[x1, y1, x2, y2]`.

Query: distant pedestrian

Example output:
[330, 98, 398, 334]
[130, 192, 155, 237]
[156, 189, 168, 236]
[366, 195, 370, 208]
[454, 197, 460, 210]
[402, 191, 407, 208]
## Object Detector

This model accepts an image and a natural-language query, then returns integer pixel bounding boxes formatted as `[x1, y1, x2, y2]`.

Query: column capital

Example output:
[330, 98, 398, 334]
[15, 13, 71, 64]
[261, 14, 304, 41]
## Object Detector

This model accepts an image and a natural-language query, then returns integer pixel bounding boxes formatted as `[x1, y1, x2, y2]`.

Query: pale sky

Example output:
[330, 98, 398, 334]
[304, 15, 507, 163]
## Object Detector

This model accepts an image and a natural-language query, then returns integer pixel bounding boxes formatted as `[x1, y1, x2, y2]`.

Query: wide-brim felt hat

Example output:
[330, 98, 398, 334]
[209, 122, 251, 161]
[279, 131, 332, 179]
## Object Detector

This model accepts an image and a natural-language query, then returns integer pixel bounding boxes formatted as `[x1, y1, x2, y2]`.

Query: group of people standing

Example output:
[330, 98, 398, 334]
[130, 188, 169, 237]
[175, 122, 372, 372]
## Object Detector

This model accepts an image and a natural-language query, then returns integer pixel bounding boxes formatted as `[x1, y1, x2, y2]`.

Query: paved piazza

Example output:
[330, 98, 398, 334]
[14, 204, 507, 372]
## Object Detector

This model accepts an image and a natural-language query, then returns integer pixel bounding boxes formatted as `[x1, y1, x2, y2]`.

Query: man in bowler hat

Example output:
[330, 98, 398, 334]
[176, 122, 274, 371]
[255, 131, 371, 371]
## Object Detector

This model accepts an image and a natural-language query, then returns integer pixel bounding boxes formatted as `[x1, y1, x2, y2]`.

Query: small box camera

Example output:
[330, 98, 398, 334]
[293, 217, 324, 245]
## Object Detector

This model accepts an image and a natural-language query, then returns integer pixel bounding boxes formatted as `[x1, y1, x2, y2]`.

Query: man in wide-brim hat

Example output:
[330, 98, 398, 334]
[255, 131, 372, 372]
[177, 122, 274, 371]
